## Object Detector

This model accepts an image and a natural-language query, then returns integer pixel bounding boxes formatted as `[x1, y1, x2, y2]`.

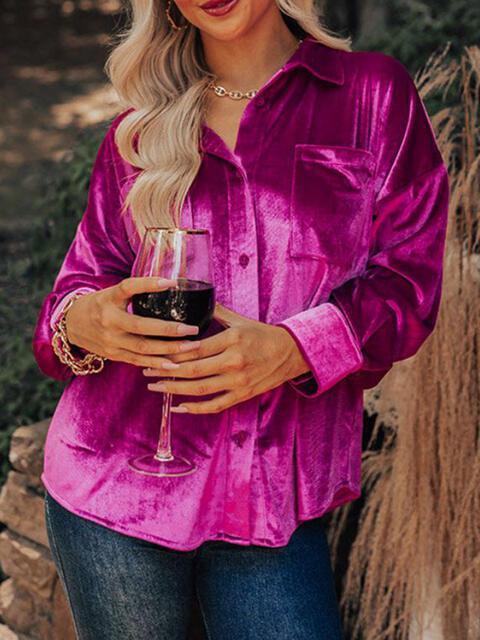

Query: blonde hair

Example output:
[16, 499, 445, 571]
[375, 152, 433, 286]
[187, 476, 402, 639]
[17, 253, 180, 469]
[105, 0, 351, 237]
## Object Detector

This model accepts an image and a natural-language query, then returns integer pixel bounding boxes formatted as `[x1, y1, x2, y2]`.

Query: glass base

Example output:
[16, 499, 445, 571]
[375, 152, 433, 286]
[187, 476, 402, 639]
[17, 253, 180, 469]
[128, 452, 196, 478]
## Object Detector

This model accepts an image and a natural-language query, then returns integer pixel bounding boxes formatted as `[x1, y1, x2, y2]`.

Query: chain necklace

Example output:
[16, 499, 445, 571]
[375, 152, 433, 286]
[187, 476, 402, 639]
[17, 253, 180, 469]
[208, 39, 303, 100]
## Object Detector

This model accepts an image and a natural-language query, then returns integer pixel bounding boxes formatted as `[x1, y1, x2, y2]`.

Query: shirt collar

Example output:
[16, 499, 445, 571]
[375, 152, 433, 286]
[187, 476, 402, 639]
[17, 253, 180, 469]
[199, 37, 345, 159]
[284, 35, 345, 86]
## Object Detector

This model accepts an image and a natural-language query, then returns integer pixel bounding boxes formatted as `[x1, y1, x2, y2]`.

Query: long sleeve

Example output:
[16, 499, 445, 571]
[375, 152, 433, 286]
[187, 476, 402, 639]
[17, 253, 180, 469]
[32, 115, 136, 381]
[277, 58, 450, 398]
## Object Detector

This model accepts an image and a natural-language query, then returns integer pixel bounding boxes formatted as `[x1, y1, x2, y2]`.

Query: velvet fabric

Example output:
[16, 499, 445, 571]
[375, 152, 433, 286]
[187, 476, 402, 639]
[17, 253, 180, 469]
[32, 37, 449, 551]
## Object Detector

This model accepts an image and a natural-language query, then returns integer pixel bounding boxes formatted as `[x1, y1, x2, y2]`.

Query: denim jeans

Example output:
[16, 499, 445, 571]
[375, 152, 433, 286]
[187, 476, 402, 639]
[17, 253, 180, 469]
[44, 490, 344, 640]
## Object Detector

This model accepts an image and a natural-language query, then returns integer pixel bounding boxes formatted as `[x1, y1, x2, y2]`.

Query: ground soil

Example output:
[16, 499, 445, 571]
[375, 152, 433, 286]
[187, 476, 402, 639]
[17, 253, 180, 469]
[1, 0, 124, 239]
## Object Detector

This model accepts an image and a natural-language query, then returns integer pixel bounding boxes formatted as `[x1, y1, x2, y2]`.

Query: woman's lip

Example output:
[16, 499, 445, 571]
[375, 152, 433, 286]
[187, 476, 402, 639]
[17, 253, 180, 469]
[200, 0, 231, 7]
[200, 0, 239, 17]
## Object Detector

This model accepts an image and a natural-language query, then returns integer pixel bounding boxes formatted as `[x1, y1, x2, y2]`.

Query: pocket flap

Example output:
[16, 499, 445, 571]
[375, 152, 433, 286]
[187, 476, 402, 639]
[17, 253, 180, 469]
[289, 144, 376, 268]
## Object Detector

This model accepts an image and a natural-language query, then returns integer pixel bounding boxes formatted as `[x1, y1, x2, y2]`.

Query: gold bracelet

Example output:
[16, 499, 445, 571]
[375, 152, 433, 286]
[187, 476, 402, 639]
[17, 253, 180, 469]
[51, 293, 106, 376]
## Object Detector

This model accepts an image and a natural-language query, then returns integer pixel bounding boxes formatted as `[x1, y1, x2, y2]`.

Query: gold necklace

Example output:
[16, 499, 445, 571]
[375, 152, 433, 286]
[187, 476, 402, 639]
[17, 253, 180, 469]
[208, 39, 303, 100]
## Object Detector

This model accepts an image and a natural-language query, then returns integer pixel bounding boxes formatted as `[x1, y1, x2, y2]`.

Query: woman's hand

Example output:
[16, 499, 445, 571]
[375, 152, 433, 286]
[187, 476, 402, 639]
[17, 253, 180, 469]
[64, 277, 201, 368]
[142, 303, 312, 414]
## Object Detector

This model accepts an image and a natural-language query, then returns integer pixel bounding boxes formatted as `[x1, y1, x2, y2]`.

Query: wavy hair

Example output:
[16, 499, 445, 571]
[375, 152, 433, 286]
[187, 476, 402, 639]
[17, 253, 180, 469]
[105, 1, 351, 236]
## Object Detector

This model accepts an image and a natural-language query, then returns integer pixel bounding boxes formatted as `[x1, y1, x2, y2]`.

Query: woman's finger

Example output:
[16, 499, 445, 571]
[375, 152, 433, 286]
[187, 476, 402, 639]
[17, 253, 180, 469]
[147, 373, 236, 396]
[143, 350, 237, 378]
[181, 326, 241, 360]
[171, 391, 241, 415]
[111, 276, 178, 306]
[165, 350, 204, 364]
[110, 308, 200, 339]
[116, 333, 201, 357]
[106, 348, 189, 370]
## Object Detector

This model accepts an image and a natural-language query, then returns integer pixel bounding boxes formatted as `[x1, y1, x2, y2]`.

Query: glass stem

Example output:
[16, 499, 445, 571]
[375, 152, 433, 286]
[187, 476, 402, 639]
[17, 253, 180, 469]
[154, 377, 174, 462]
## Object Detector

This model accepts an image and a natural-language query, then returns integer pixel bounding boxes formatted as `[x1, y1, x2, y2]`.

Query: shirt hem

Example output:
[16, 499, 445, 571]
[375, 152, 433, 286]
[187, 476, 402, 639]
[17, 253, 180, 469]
[41, 473, 339, 552]
[297, 487, 362, 521]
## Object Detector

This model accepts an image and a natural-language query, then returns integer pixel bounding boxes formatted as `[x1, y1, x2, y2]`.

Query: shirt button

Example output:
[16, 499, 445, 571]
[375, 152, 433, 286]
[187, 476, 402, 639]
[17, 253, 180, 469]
[231, 431, 249, 448]
[239, 253, 249, 268]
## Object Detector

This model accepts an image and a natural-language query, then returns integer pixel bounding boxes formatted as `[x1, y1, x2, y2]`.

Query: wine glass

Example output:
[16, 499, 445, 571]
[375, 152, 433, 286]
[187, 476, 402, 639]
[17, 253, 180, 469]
[128, 227, 215, 477]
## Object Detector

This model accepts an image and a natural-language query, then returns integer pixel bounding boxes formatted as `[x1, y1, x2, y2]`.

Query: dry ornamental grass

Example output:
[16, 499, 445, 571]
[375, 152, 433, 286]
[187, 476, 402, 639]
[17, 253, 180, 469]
[329, 44, 480, 640]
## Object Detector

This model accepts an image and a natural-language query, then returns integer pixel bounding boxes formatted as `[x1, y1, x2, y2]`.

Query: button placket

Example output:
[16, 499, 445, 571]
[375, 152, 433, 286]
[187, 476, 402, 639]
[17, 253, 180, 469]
[223, 401, 260, 540]
[206, 84, 271, 540]
[228, 165, 259, 320]
[221, 156, 261, 541]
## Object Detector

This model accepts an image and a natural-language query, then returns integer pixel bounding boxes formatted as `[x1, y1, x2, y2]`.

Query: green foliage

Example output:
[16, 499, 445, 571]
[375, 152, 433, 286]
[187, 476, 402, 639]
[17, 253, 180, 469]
[0, 123, 108, 484]
[361, 0, 479, 68]
[27, 126, 108, 288]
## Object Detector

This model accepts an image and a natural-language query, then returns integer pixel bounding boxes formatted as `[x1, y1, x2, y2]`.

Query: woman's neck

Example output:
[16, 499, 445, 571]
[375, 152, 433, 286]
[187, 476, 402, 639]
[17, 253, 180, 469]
[201, 17, 301, 91]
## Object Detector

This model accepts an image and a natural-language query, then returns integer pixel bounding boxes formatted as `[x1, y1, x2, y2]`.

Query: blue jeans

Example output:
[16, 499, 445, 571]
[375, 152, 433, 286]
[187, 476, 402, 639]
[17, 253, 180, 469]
[44, 490, 344, 640]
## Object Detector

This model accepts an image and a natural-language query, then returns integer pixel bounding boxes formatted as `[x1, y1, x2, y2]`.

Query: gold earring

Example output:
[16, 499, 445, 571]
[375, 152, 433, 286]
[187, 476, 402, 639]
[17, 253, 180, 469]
[166, 0, 188, 31]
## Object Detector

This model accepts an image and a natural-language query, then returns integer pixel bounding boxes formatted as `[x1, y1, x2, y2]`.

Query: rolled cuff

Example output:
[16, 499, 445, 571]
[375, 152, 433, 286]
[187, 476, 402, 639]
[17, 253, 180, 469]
[276, 302, 364, 398]
[49, 287, 97, 331]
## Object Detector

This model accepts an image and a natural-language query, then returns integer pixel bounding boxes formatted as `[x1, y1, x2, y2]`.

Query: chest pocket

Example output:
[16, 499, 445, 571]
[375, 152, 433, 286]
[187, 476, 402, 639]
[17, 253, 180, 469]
[288, 144, 376, 272]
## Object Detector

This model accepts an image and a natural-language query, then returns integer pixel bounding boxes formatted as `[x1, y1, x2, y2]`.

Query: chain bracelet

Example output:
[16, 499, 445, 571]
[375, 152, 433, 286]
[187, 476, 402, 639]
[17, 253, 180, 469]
[51, 292, 106, 376]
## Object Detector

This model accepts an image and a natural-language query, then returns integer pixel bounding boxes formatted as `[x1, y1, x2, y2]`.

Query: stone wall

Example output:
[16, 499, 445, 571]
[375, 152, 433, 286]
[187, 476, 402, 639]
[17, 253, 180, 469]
[0, 420, 75, 640]
[0, 421, 206, 640]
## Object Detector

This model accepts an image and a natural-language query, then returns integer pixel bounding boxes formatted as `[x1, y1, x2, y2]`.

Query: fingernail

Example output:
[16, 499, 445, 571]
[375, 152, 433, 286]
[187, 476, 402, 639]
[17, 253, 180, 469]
[143, 368, 167, 376]
[177, 324, 199, 335]
[171, 405, 189, 413]
[162, 361, 181, 370]
[158, 278, 176, 286]
[148, 382, 167, 391]
[179, 341, 200, 352]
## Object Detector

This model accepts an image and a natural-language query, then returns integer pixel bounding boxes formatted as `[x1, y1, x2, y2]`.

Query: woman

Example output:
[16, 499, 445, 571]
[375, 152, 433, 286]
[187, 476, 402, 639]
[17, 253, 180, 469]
[32, 1, 450, 639]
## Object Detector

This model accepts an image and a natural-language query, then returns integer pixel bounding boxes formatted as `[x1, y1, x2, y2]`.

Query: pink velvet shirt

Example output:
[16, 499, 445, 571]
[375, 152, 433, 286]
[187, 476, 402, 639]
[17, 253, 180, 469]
[32, 36, 449, 550]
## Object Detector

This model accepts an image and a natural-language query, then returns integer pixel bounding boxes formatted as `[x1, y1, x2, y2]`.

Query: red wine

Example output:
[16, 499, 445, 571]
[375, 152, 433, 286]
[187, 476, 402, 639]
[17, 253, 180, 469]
[132, 278, 215, 339]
